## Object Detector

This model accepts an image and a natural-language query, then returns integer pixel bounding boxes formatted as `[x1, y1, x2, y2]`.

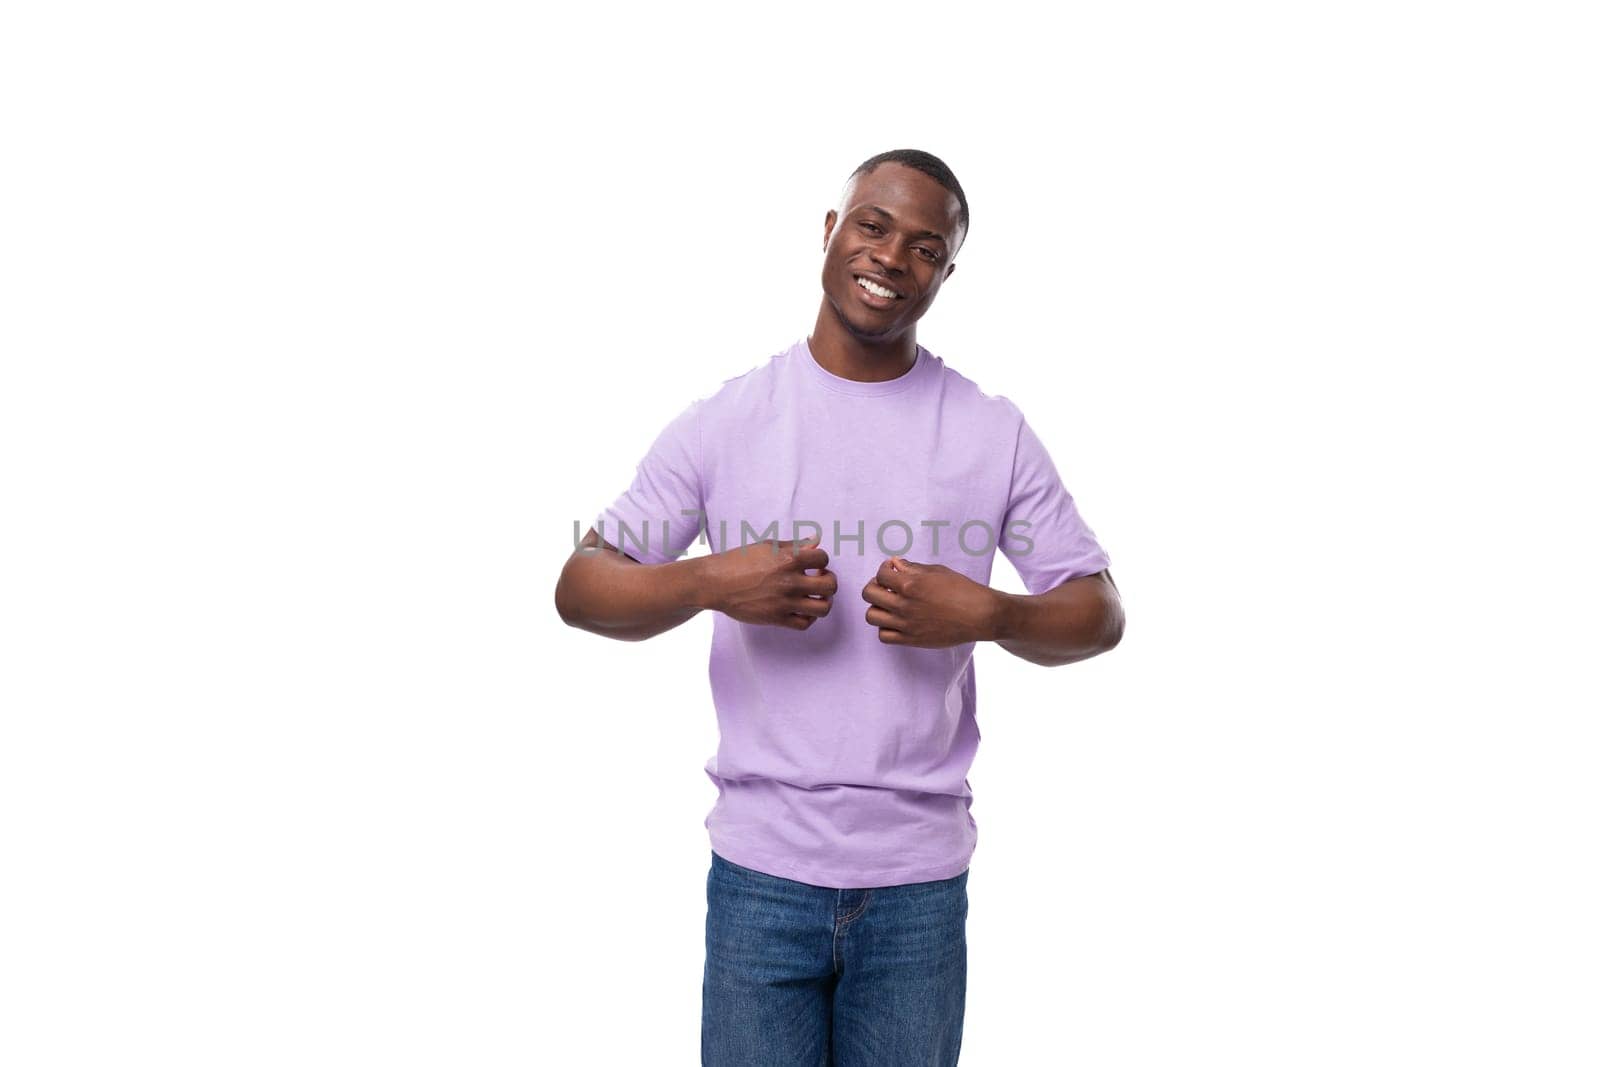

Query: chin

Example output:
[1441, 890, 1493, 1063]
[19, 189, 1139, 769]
[850, 322, 905, 344]
[838, 308, 896, 340]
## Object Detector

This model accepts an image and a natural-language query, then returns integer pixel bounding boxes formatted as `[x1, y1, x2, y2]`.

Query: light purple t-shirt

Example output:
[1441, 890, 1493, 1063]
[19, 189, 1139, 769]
[593, 336, 1111, 889]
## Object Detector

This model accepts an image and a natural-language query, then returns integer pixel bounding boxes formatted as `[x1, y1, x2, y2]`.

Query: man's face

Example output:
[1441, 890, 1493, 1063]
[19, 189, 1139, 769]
[820, 162, 964, 341]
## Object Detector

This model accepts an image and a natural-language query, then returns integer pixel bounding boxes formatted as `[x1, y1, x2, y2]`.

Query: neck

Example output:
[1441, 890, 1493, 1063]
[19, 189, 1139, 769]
[808, 302, 918, 383]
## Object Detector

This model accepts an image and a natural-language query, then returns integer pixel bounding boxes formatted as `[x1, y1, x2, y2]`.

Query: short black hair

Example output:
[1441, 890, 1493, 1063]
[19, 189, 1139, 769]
[849, 149, 970, 249]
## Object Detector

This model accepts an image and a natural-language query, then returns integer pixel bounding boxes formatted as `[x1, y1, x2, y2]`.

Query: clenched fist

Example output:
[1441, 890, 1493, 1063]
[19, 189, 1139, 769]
[699, 536, 839, 631]
[861, 556, 1002, 647]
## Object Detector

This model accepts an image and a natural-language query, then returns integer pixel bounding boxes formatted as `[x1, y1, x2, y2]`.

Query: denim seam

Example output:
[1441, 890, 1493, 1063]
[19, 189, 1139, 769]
[832, 889, 872, 973]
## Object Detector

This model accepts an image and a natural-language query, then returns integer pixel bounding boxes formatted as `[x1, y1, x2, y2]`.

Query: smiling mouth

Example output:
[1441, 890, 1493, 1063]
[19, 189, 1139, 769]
[854, 275, 905, 300]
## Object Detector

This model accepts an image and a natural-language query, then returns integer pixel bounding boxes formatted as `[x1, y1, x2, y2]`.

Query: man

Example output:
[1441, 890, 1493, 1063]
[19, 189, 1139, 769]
[555, 149, 1124, 1066]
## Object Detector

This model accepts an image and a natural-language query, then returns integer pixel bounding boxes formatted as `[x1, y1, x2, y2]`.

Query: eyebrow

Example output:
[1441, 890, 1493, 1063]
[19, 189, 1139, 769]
[859, 205, 949, 244]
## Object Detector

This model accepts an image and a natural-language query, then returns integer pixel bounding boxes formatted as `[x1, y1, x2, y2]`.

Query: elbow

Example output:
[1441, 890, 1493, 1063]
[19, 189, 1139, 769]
[555, 566, 636, 639]
[1092, 595, 1125, 657]
[1046, 601, 1122, 667]
[1100, 605, 1125, 654]
[553, 568, 588, 629]
[554, 585, 578, 628]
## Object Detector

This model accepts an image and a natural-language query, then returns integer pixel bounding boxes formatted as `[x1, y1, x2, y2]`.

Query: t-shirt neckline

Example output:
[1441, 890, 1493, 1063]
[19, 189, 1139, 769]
[799, 336, 932, 397]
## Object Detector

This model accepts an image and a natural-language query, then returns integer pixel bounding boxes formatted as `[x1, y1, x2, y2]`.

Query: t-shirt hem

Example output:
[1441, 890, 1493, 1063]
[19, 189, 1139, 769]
[708, 836, 973, 890]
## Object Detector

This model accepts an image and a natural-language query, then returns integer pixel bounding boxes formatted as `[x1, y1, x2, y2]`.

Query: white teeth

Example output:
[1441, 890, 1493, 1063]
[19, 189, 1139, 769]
[857, 277, 898, 299]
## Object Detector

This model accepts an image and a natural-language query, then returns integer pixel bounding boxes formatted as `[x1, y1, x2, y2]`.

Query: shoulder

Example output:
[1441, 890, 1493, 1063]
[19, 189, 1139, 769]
[923, 348, 1029, 433]
[686, 341, 799, 420]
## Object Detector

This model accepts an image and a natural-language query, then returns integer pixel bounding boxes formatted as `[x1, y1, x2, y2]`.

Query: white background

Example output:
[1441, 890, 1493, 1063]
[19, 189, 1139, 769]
[3, 2, 1596, 1064]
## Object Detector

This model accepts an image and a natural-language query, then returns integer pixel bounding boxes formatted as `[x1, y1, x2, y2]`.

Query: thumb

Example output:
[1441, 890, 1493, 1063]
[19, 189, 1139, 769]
[785, 534, 822, 557]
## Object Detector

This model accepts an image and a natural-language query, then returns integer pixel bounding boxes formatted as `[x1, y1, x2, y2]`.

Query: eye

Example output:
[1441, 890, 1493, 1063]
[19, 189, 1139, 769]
[858, 221, 883, 234]
[915, 247, 939, 261]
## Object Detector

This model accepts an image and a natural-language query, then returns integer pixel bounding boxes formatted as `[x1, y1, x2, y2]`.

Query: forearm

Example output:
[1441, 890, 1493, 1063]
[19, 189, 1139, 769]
[988, 571, 1124, 667]
[554, 543, 709, 642]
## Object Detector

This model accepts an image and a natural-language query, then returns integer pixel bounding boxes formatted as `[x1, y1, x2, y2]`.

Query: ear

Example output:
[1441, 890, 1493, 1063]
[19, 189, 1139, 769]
[823, 209, 837, 251]
[944, 261, 957, 281]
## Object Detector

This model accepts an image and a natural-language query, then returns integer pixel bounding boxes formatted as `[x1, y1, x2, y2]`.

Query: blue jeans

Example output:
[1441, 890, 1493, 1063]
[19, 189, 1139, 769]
[701, 850, 969, 1066]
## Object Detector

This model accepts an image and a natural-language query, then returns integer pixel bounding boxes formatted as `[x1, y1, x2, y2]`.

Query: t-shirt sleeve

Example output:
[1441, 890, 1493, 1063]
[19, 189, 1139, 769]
[998, 413, 1112, 594]
[591, 399, 705, 566]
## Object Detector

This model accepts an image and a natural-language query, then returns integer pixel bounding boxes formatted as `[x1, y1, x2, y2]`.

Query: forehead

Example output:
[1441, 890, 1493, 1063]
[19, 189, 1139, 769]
[840, 163, 962, 240]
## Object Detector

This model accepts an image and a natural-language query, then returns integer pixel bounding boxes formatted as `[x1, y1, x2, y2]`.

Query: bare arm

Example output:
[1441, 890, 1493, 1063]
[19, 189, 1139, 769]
[553, 528, 708, 641]
[555, 528, 838, 642]
[990, 569, 1124, 667]
[862, 558, 1124, 667]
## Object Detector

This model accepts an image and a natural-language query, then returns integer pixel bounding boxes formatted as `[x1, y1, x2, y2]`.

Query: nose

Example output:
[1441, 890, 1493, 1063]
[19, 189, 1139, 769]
[869, 236, 909, 275]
